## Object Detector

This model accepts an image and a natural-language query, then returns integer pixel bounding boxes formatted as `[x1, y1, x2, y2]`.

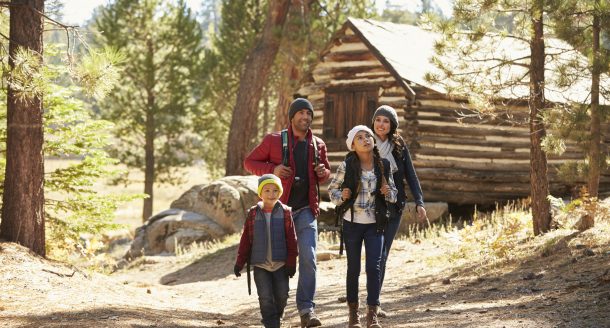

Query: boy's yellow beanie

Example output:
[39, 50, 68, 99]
[257, 174, 283, 197]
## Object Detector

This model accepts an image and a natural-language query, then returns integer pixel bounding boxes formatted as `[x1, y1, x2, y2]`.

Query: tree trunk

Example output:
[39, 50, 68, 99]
[273, 0, 313, 131]
[529, 1, 551, 235]
[588, 9, 601, 198]
[225, 0, 291, 175]
[1, 0, 46, 256]
[143, 36, 156, 222]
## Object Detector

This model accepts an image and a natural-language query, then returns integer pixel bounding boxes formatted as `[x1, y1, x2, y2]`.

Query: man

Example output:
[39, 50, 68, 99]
[244, 98, 331, 327]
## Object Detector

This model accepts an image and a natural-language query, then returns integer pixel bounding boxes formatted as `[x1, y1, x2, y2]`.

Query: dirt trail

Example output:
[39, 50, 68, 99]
[1, 233, 609, 327]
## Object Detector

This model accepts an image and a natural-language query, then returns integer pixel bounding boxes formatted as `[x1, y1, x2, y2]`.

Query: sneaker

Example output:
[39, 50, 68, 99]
[377, 306, 387, 318]
[300, 311, 322, 327]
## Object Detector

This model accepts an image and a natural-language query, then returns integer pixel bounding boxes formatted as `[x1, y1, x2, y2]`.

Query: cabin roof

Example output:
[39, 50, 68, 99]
[347, 17, 609, 105]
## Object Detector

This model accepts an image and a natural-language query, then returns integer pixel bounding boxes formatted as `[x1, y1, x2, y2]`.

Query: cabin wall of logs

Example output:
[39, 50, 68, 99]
[297, 25, 610, 205]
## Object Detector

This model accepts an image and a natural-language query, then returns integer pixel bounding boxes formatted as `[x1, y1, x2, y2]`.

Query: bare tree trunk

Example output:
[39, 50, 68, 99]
[529, 0, 551, 235]
[1, 0, 46, 256]
[273, 0, 312, 131]
[588, 9, 601, 198]
[143, 37, 156, 222]
[225, 0, 291, 175]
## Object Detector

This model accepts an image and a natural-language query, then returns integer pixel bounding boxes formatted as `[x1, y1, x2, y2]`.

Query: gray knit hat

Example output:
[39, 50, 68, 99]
[289, 98, 314, 120]
[372, 105, 399, 129]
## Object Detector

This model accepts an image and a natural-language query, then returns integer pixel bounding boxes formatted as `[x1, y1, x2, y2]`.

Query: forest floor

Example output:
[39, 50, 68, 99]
[1, 214, 610, 328]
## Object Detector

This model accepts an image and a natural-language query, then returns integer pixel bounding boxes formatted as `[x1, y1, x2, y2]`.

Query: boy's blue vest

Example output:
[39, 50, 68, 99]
[250, 203, 287, 265]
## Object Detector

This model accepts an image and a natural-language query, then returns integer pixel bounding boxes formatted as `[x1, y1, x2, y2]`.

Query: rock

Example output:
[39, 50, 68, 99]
[126, 176, 259, 259]
[126, 209, 225, 258]
[399, 202, 449, 233]
[317, 201, 336, 227]
[171, 176, 259, 233]
[317, 251, 341, 262]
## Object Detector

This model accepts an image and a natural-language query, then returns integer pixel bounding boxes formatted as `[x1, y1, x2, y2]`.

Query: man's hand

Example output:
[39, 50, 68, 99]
[285, 266, 296, 278]
[233, 264, 242, 277]
[416, 206, 428, 224]
[273, 164, 292, 179]
[313, 164, 326, 178]
[341, 188, 352, 202]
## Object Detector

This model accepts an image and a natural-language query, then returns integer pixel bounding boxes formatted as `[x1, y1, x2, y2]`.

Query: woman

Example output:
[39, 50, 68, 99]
[328, 125, 397, 328]
[371, 105, 427, 317]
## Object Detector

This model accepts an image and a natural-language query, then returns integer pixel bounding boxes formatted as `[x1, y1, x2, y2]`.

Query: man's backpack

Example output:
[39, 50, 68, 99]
[281, 129, 321, 201]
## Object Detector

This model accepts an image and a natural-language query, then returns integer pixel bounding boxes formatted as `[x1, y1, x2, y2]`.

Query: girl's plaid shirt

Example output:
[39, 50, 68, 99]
[328, 161, 397, 216]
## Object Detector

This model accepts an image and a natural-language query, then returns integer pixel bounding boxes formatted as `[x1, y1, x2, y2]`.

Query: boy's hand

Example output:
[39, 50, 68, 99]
[233, 264, 242, 277]
[285, 266, 296, 278]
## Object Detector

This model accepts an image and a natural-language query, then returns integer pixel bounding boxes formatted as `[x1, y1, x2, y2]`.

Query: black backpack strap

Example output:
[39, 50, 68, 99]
[281, 129, 289, 166]
[312, 135, 321, 203]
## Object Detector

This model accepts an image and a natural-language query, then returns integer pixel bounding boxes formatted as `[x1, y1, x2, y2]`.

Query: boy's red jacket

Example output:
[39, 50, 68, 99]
[235, 203, 298, 270]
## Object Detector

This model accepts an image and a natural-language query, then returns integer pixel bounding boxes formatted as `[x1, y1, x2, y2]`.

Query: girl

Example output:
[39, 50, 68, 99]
[328, 125, 397, 328]
[371, 105, 427, 317]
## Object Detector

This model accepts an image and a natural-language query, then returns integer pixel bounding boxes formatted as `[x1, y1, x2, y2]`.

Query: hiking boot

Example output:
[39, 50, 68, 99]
[376, 306, 387, 318]
[348, 302, 362, 328]
[366, 305, 381, 328]
[300, 311, 322, 327]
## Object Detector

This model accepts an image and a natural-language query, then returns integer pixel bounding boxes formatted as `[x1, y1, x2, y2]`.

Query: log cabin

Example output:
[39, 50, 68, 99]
[296, 18, 610, 205]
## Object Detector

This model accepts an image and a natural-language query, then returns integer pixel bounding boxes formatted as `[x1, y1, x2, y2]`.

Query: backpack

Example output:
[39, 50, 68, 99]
[281, 129, 321, 201]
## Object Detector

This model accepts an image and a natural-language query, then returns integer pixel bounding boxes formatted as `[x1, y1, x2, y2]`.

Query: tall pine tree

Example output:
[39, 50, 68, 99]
[551, 0, 610, 198]
[93, 0, 206, 221]
[428, 0, 565, 235]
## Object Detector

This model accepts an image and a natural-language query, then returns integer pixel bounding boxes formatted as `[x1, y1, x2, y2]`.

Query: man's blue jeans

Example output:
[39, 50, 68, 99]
[293, 207, 317, 315]
[343, 220, 384, 306]
[253, 266, 289, 328]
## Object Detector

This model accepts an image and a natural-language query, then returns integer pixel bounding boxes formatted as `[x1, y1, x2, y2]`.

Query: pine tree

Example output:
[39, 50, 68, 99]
[428, 0, 567, 235]
[92, 0, 206, 221]
[0, 0, 46, 256]
[224, 0, 291, 175]
[550, 0, 610, 198]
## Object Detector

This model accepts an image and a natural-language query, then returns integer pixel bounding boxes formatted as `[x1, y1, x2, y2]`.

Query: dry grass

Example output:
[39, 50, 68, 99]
[45, 158, 210, 232]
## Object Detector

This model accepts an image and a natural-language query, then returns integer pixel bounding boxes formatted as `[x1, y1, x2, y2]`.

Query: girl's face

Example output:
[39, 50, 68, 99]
[352, 130, 374, 152]
[260, 183, 281, 208]
[373, 115, 391, 138]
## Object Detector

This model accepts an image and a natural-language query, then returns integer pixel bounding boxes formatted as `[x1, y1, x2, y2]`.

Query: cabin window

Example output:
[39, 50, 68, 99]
[323, 88, 378, 142]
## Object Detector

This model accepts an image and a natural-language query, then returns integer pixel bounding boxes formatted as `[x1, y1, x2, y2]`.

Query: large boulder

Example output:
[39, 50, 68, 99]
[126, 176, 259, 258]
[125, 209, 225, 259]
[170, 175, 259, 233]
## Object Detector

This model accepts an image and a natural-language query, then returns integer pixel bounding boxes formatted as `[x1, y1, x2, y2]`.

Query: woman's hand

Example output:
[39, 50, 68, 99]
[341, 188, 352, 201]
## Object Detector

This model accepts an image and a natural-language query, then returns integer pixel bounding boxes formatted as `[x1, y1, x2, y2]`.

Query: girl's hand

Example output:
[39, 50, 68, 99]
[380, 183, 390, 196]
[341, 188, 352, 201]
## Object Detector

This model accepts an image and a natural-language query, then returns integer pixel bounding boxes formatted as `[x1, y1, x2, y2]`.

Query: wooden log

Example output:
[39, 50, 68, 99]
[417, 147, 585, 160]
[417, 123, 529, 138]
[324, 50, 376, 62]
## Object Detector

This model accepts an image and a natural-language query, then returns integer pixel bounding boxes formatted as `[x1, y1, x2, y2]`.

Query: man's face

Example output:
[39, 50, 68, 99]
[291, 109, 312, 133]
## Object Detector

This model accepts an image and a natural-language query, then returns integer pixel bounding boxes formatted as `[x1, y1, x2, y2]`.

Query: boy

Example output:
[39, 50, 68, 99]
[234, 174, 298, 328]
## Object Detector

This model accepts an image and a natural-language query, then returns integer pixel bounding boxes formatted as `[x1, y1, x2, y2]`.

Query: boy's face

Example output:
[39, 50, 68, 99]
[260, 183, 281, 207]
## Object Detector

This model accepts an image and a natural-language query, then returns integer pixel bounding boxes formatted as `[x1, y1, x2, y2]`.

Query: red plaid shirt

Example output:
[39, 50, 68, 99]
[235, 202, 298, 270]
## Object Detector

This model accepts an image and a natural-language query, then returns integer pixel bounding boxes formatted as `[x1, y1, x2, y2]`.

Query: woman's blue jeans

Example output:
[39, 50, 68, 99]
[343, 219, 384, 306]
[380, 212, 401, 290]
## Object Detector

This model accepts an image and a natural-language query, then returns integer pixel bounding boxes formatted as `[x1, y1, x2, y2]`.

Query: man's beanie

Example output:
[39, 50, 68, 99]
[257, 174, 283, 197]
[288, 98, 314, 121]
[372, 105, 399, 129]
